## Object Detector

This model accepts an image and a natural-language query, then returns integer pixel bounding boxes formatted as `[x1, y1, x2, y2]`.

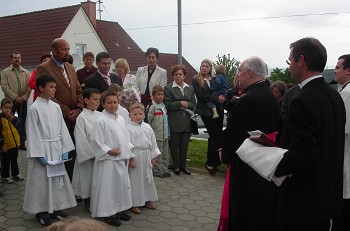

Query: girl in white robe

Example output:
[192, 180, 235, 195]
[127, 103, 161, 214]
[72, 89, 102, 212]
[23, 75, 77, 226]
[90, 91, 135, 227]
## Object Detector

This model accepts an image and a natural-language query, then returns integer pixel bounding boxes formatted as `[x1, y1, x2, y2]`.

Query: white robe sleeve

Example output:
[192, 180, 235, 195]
[26, 106, 45, 158]
[236, 139, 288, 186]
[74, 114, 93, 163]
[91, 119, 111, 161]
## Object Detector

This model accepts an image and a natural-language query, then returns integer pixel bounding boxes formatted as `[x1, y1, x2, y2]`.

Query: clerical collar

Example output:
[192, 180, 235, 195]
[299, 75, 322, 89]
[341, 80, 350, 92]
[245, 80, 266, 92]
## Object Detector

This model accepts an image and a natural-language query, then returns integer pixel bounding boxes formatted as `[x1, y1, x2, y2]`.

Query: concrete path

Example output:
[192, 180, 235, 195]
[0, 150, 225, 231]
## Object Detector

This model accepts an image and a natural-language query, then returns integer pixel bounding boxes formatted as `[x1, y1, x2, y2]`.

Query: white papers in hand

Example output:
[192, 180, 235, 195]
[46, 159, 72, 177]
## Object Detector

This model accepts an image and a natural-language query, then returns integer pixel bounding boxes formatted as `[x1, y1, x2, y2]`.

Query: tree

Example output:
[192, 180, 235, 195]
[269, 67, 296, 85]
[214, 54, 240, 87]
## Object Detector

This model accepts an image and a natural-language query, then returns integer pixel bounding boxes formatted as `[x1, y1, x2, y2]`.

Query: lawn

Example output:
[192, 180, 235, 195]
[186, 138, 228, 173]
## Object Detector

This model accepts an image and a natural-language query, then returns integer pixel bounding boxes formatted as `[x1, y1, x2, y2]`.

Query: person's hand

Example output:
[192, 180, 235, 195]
[15, 96, 22, 103]
[108, 148, 121, 156]
[1, 146, 7, 153]
[68, 109, 81, 122]
[129, 158, 136, 168]
[151, 158, 156, 166]
[218, 148, 222, 162]
[218, 95, 225, 103]
[181, 101, 189, 108]
[5, 112, 14, 121]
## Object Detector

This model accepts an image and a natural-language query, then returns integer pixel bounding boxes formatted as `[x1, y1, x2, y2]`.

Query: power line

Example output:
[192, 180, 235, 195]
[124, 11, 350, 31]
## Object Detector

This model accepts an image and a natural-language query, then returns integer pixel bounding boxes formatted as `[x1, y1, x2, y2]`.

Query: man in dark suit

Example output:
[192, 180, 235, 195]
[275, 37, 346, 231]
[84, 52, 122, 111]
[221, 56, 280, 230]
[37, 38, 83, 181]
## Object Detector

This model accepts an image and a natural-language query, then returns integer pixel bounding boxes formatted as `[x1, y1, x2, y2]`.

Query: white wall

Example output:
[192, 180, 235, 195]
[61, 8, 108, 70]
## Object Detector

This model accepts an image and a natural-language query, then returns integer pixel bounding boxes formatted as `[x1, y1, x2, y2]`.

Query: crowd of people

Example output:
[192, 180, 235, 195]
[0, 36, 349, 231]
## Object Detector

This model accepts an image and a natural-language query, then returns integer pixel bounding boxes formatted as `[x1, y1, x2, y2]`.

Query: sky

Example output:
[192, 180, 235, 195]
[0, 0, 349, 70]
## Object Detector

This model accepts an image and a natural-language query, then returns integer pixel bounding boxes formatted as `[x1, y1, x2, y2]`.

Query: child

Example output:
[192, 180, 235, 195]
[0, 98, 23, 183]
[23, 75, 77, 226]
[127, 102, 161, 214]
[72, 88, 102, 213]
[207, 65, 229, 119]
[146, 85, 170, 178]
[108, 83, 130, 123]
[90, 91, 135, 227]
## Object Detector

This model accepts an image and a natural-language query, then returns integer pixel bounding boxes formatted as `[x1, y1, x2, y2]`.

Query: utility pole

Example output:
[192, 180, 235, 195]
[97, 0, 103, 20]
[177, 0, 182, 64]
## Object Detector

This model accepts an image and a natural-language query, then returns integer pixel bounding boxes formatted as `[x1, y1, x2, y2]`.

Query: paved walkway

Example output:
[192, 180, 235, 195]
[0, 150, 225, 231]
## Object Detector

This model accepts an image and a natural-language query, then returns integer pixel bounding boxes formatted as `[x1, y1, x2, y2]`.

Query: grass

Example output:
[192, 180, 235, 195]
[186, 138, 228, 174]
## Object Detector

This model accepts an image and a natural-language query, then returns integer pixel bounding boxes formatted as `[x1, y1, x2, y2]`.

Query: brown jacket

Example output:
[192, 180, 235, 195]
[37, 59, 83, 118]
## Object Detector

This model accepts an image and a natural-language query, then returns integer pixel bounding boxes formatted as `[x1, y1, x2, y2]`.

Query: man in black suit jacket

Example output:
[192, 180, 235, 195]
[84, 52, 123, 111]
[221, 56, 280, 230]
[275, 37, 346, 231]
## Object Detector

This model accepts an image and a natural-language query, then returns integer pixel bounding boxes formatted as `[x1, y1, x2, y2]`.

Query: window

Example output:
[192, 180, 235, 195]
[76, 44, 86, 58]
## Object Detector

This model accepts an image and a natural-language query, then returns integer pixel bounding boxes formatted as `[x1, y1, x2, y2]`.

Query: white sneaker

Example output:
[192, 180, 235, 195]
[2, 177, 14, 183]
[13, 174, 24, 181]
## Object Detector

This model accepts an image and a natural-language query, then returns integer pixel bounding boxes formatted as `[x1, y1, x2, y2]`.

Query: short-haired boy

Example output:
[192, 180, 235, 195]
[23, 75, 77, 226]
[146, 85, 170, 178]
[108, 83, 130, 123]
[72, 88, 102, 212]
[90, 91, 135, 227]
[127, 102, 161, 214]
[0, 98, 23, 183]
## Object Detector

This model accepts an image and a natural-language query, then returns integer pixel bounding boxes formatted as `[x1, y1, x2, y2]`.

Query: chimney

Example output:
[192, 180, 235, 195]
[81, 1, 97, 28]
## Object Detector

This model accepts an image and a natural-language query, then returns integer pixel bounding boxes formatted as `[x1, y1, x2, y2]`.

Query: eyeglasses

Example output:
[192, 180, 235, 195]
[286, 59, 291, 65]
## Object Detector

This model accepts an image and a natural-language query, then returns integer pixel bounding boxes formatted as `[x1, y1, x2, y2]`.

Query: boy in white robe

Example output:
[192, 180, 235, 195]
[72, 88, 101, 212]
[23, 75, 77, 226]
[127, 102, 161, 214]
[90, 90, 135, 227]
[108, 83, 130, 123]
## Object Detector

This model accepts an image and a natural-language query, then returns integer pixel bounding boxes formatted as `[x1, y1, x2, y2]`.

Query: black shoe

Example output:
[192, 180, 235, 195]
[205, 165, 217, 175]
[103, 216, 121, 226]
[50, 210, 67, 220]
[163, 172, 171, 178]
[116, 212, 131, 221]
[173, 168, 180, 175]
[36, 212, 51, 226]
[76, 196, 83, 203]
[19, 144, 27, 150]
[180, 167, 191, 175]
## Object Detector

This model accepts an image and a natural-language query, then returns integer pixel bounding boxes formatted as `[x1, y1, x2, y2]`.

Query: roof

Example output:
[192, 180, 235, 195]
[0, 3, 197, 84]
[95, 20, 145, 72]
[95, 21, 198, 84]
[158, 53, 198, 85]
[0, 5, 81, 68]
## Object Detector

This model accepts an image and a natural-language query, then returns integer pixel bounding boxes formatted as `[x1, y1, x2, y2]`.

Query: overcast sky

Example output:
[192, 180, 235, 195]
[1, 0, 349, 70]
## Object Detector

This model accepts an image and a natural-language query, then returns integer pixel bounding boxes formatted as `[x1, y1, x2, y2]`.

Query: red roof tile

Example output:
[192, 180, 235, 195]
[158, 53, 198, 85]
[0, 5, 81, 68]
[0, 3, 197, 85]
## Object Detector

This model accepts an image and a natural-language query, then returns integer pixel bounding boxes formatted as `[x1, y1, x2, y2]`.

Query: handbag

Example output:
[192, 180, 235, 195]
[191, 115, 199, 135]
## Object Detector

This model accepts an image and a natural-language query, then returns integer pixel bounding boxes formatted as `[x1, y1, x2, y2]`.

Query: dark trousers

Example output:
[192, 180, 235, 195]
[201, 111, 223, 168]
[169, 132, 191, 169]
[64, 118, 76, 182]
[278, 220, 331, 231]
[332, 199, 350, 231]
[11, 101, 27, 144]
[1, 147, 19, 178]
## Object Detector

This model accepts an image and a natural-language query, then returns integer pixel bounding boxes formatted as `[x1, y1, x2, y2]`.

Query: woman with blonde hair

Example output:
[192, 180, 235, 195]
[192, 59, 225, 175]
[115, 58, 141, 108]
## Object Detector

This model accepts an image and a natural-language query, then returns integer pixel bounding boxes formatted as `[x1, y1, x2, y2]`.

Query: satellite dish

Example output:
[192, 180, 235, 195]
[71, 53, 82, 68]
